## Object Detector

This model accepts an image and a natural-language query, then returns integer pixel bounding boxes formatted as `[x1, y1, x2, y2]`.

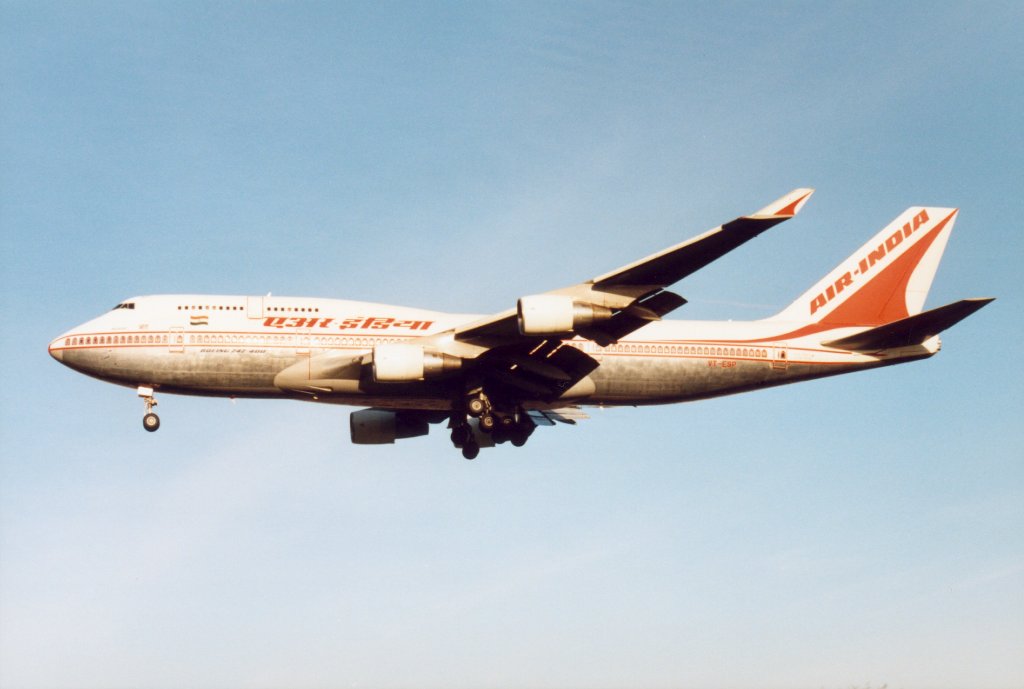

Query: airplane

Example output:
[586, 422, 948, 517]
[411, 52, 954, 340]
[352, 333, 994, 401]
[48, 188, 993, 459]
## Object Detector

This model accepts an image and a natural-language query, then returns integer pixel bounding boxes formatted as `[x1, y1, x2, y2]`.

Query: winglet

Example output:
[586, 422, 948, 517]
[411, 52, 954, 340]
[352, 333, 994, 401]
[751, 188, 815, 219]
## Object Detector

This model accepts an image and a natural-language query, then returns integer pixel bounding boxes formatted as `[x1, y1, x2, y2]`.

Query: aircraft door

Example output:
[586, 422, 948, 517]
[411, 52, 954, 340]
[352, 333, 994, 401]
[247, 296, 264, 319]
[297, 328, 311, 355]
[771, 342, 789, 371]
[169, 326, 185, 353]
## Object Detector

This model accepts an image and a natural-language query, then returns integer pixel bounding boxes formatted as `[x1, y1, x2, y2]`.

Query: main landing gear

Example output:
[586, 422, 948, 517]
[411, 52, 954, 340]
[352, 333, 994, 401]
[465, 390, 498, 434]
[138, 386, 160, 432]
[450, 390, 536, 459]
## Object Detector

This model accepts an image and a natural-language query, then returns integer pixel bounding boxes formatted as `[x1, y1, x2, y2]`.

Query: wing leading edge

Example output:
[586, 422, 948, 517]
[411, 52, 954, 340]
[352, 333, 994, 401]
[454, 188, 814, 347]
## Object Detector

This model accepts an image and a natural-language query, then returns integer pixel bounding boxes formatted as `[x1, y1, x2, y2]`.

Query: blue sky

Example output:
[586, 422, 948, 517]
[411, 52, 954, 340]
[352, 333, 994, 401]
[2, 2, 1022, 687]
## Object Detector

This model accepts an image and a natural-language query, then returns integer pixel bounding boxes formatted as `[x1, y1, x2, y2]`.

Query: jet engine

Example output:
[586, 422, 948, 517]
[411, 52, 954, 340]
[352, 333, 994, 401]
[372, 343, 461, 383]
[516, 294, 613, 336]
[350, 409, 430, 444]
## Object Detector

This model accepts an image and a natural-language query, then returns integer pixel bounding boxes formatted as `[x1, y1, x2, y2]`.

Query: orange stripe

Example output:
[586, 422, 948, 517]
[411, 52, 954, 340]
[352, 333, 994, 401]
[773, 191, 813, 217]
[817, 209, 955, 327]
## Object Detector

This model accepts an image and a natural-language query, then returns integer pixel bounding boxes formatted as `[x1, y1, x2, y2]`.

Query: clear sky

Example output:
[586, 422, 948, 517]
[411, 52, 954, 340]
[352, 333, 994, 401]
[2, 2, 1022, 688]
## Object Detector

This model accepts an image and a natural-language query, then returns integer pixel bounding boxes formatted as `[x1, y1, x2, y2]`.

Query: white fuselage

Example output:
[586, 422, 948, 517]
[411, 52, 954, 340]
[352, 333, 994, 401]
[48, 294, 937, 411]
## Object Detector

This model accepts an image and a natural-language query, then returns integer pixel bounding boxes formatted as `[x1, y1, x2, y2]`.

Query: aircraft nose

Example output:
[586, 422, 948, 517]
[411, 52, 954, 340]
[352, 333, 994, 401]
[48, 336, 65, 363]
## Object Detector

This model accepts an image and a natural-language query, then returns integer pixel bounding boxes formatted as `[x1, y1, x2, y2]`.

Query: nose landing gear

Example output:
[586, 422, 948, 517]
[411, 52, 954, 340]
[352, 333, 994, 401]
[138, 386, 160, 432]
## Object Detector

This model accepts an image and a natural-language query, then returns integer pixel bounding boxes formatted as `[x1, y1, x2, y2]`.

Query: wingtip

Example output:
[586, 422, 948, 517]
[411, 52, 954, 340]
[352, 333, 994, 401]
[751, 187, 815, 219]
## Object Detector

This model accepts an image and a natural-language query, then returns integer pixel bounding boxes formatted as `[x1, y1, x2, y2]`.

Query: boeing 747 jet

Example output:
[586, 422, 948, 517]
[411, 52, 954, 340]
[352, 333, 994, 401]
[49, 189, 993, 458]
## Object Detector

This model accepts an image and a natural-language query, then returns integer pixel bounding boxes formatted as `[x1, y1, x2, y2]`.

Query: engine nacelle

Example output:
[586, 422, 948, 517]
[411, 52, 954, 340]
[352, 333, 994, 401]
[516, 294, 613, 336]
[372, 344, 461, 383]
[350, 409, 429, 445]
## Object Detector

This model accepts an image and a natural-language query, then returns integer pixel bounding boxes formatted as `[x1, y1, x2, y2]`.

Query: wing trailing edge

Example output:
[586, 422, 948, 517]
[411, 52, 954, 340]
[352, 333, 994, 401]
[527, 407, 590, 426]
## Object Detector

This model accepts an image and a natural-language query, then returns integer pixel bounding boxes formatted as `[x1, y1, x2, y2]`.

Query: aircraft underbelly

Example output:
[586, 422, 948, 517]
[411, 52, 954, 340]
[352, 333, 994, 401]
[587, 355, 875, 405]
[63, 348, 292, 394]
[589, 356, 773, 403]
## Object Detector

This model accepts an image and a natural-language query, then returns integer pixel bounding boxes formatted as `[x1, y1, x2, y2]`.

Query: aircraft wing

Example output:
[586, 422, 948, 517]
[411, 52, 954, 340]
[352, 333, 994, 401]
[279, 189, 815, 405]
[454, 187, 814, 347]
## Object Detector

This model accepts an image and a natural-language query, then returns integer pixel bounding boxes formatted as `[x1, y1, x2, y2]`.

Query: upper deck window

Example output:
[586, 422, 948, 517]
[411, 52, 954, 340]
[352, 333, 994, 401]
[176, 304, 244, 311]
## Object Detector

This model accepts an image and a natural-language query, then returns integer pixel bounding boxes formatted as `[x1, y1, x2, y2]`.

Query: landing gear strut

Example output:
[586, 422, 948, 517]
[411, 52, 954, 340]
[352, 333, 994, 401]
[138, 386, 160, 432]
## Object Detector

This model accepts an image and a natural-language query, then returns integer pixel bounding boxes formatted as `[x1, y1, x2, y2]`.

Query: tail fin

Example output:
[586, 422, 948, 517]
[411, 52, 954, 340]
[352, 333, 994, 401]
[772, 207, 958, 326]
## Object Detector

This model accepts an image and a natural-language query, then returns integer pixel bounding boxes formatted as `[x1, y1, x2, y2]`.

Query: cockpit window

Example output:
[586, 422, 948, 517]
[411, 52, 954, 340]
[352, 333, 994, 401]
[111, 302, 136, 310]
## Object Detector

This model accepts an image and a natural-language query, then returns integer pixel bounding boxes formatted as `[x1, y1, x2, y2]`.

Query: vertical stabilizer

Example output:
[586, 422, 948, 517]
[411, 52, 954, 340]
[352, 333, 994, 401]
[771, 207, 958, 326]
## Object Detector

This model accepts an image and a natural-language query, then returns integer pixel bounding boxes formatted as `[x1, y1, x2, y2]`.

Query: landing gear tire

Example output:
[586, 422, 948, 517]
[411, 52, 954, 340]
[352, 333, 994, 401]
[138, 386, 159, 433]
[479, 413, 497, 433]
[462, 442, 480, 460]
[451, 425, 470, 447]
[467, 397, 487, 417]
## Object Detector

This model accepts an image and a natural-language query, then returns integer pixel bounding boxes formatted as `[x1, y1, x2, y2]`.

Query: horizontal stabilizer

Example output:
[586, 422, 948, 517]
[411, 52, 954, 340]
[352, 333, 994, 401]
[822, 298, 994, 351]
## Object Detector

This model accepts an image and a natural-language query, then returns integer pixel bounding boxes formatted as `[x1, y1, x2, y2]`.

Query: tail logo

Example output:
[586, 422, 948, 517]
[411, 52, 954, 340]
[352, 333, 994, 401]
[809, 209, 930, 316]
